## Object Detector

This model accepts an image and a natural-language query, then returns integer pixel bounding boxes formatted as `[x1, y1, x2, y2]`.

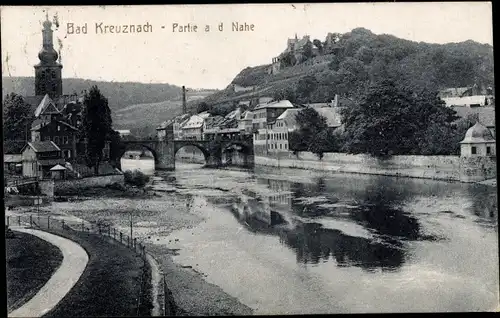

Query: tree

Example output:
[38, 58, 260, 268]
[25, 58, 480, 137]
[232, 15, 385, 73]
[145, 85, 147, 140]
[313, 39, 323, 54]
[196, 101, 210, 114]
[3, 93, 33, 152]
[280, 52, 297, 68]
[341, 80, 458, 157]
[82, 86, 113, 175]
[302, 41, 314, 60]
[272, 86, 297, 103]
[296, 76, 319, 104]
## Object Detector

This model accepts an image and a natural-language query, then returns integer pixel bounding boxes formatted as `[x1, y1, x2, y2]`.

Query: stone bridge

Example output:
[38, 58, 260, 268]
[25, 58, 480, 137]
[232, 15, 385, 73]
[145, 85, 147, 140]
[121, 128, 253, 170]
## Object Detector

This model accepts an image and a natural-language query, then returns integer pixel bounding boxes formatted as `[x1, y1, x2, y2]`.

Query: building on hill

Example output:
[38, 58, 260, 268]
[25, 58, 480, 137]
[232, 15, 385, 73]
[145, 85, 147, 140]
[180, 112, 210, 140]
[156, 113, 191, 140]
[269, 34, 315, 74]
[439, 84, 494, 108]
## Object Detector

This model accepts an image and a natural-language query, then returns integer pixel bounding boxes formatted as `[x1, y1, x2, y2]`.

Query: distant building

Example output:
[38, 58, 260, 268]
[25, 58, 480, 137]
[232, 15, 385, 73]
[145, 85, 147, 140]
[231, 84, 255, 93]
[439, 85, 494, 107]
[116, 129, 132, 137]
[4, 154, 22, 174]
[269, 34, 314, 74]
[252, 100, 296, 155]
[181, 112, 210, 140]
[156, 114, 191, 140]
[21, 141, 64, 178]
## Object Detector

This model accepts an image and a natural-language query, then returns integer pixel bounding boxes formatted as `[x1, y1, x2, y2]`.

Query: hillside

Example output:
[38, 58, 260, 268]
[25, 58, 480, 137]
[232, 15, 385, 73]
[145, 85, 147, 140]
[190, 28, 494, 114]
[2, 76, 217, 136]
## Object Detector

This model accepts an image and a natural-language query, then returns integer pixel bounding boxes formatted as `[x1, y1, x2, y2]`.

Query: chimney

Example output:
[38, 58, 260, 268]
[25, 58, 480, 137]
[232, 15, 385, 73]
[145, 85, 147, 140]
[182, 86, 187, 114]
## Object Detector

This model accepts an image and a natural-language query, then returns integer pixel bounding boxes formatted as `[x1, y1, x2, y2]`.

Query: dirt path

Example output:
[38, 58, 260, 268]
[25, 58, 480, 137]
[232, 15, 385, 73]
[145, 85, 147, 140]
[8, 227, 89, 318]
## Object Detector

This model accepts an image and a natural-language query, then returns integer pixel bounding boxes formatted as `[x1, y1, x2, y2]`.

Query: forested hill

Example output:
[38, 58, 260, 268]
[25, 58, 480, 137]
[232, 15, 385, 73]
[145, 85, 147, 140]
[191, 27, 494, 114]
[2, 76, 184, 112]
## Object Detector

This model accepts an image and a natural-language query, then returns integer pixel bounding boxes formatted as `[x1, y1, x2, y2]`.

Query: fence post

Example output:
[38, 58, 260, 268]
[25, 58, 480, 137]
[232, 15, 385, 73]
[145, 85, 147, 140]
[120, 232, 122, 243]
[38, 214, 40, 226]
[113, 228, 116, 240]
[82, 221, 84, 232]
[62, 220, 65, 230]
[127, 236, 130, 247]
[6, 216, 9, 227]
[18, 216, 21, 226]
[30, 215, 33, 228]
[108, 225, 111, 236]
[134, 238, 137, 251]
[98, 224, 101, 235]
[47, 216, 50, 230]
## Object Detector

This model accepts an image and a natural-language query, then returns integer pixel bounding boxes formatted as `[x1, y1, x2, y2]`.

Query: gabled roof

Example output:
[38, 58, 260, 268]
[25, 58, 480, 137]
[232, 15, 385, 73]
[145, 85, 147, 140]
[34, 94, 61, 117]
[50, 164, 66, 171]
[254, 99, 295, 110]
[276, 108, 301, 129]
[23, 141, 61, 153]
[24, 95, 45, 113]
[315, 107, 342, 128]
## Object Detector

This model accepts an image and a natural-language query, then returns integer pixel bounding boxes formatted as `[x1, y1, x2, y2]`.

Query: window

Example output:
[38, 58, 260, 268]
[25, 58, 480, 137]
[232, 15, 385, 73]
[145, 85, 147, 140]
[57, 125, 61, 131]
[44, 136, 51, 141]
[285, 144, 288, 150]
[471, 146, 477, 155]
[280, 144, 282, 150]
[486, 146, 491, 155]
[53, 136, 60, 144]
[63, 136, 69, 144]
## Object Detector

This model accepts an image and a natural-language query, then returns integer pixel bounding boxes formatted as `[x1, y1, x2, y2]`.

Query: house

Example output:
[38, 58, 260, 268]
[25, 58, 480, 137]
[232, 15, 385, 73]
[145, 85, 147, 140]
[116, 129, 132, 137]
[156, 113, 191, 141]
[31, 118, 79, 160]
[270, 34, 315, 74]
[181, 112, 210, 140]
[252, 100, 296, 155]
[21, 141, 64, 178]
[439, 85, 495, 108]
[4, 154, 22, 174]
[239, 111, 254, 135]
[260, 108, 301, 154]
[460, 122, 496, 157]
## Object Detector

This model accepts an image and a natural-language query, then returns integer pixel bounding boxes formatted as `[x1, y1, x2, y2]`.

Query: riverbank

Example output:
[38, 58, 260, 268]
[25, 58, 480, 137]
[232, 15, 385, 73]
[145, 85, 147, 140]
[6, 231, 63, 313]
[10, 188, 253, 316]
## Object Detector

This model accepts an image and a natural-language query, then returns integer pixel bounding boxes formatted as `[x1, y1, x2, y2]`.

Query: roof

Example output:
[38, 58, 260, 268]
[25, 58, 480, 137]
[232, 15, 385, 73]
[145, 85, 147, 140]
[452, 106, 495, 128]
[315, 107, 343, 128]
[242, 111, 253, 120]
[25, 141, 61, 153]
[276, 108, 301, 129]
[157, 113, 191, 129]
[34, 94, 61, 117]
[50, 164, 66, 171]
[57, 120, 79, 131]
[182, 114, 206, 129]
[4, 154, 22, 163]
[460, 122, 495, 144]
[442, 95, 489, 107]
[37, 158, 65, 166]
[254, 99, 295, 110]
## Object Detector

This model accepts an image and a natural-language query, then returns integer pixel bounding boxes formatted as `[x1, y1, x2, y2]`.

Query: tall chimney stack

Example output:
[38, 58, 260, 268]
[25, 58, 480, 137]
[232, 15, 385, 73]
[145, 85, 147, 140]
[182, 86, 187, 114]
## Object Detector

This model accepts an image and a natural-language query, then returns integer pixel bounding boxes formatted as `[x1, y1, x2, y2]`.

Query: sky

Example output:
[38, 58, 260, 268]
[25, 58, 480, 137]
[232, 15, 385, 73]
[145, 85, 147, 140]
[0, 3, 493, 90]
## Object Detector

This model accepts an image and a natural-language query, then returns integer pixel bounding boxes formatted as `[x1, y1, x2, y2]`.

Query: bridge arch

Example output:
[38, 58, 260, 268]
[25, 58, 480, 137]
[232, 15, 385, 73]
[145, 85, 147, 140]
[119, 142, 159, 165]
[174, 141, 210, 161]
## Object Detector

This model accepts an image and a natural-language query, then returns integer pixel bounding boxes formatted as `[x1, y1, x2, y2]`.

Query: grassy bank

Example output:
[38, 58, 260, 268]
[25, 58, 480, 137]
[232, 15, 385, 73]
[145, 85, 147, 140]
[6, 231, 64, 313]
[41, 226, 152, 317]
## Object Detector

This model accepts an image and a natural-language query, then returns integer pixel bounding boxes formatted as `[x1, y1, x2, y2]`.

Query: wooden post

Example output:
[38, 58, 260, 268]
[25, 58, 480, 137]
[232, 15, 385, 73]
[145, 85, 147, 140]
[113, 228, 116, 240]
[108, 225, 111, 236]
[47, 216, 50, 229]
[82, 221, 84, 232]
[134, 238, 137, 251]
[120, 232, 122, 243]
[62, 220, 65, 230]
[18, 216, 21, 226]
[127, 236, 130, 247]
[6, 216, 9, 227]
[30, 215, 33, 228]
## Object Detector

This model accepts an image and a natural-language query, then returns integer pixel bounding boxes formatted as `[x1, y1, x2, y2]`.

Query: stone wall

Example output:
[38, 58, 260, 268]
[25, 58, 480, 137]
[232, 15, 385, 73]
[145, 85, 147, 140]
[255, 151, 463, 182]
[54, 174, 125, 193]
[459, 156, 497, 183]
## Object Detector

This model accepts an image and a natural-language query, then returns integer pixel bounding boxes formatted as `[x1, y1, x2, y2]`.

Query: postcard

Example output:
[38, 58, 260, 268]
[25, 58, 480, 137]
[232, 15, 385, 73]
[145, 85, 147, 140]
[2, 3, 498, 316]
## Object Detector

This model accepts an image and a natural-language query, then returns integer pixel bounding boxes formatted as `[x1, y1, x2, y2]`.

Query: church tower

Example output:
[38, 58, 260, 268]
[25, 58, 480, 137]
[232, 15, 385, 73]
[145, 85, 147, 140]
[34, 13, 63, 97]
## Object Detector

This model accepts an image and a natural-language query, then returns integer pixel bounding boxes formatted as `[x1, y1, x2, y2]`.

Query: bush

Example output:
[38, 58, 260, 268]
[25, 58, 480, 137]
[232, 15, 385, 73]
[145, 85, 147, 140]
[124, 170, 150, 187]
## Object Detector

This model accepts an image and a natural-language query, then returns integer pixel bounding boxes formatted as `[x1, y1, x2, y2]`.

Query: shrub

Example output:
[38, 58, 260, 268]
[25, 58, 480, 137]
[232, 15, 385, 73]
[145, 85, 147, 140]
[124, 170, 150, 187]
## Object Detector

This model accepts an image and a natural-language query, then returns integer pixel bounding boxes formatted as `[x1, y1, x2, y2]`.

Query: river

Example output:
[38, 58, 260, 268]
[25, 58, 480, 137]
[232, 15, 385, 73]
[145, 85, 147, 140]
[132, 162, 499, 314]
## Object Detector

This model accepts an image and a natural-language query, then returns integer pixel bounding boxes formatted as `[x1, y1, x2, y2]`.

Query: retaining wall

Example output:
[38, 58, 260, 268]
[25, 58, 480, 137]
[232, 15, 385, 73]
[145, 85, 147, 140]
[54, 174, 125, 193]
[255, 151, 463, 182]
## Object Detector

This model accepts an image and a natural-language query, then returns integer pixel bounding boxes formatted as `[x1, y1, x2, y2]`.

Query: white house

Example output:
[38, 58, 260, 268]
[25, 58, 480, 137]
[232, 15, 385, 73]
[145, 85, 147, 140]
[181, 112, 210, 140]
[460, 122, 496, 157]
